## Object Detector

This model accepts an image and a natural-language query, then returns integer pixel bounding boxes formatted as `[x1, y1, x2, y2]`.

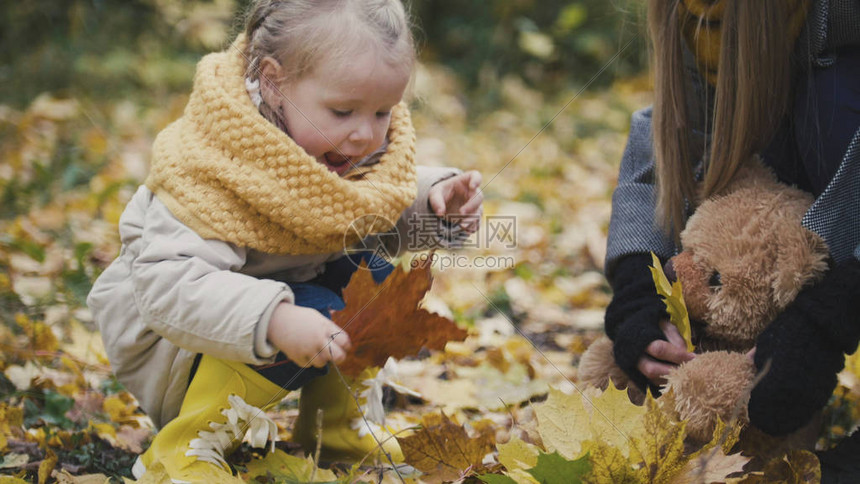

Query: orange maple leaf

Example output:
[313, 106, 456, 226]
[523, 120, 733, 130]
[332, 258, 468, 377]
[397, 412, 495, 481]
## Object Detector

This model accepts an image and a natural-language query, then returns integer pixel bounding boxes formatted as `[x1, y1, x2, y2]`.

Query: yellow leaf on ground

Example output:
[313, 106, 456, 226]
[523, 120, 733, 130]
[535, 384, 646, 460]
[538, 390, 726, 482]
[14, 313, 59, 353]
[52, 469, 111, 483]
[239, 449, 337, 483]
[580, 440, 643, 484]
[89, 422, 116, 439]
[506, 468, 541, 484]
[103, 393, 146, 426]
[0, 477, 30, 484]
[62, 319, 108, 367]
[88, 421, 123, 451]
[454, 362, 548, 410]
[498, 437, 540, 472]
[38, 448, 58, 484]
[585, 382, 650, 456]
[691, 416, 744, 457]
[846, 349, 860, 380]
[26, 427, 47, 447]
[0, 402, 23, 448]
[534, 387, 589, 459]
[132, 461, 243, 484]
[628, 397, 687, 482]
[397, 412, 495, 482]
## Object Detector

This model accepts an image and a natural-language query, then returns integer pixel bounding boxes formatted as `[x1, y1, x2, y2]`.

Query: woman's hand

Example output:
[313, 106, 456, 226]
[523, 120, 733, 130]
[266, 302, 352, 368]
[606, 253, 673, 394]
[427, 170, 483, 232]
[637, 320, 696, 385]
[748, 257, 860, 435]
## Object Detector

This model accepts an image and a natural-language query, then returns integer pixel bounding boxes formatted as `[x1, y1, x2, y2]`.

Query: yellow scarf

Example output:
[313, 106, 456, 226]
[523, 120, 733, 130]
[146, 37, 417, 255]
[679, 0, 810, 85]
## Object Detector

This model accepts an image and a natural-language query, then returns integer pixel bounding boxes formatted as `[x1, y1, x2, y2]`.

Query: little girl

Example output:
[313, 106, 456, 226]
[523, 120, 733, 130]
[87, 0, 483, 481]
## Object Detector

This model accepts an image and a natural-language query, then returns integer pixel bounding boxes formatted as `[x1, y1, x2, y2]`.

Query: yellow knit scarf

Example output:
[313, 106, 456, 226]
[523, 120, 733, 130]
[146, 38, 417, 255]
[679, 0, 810, 85]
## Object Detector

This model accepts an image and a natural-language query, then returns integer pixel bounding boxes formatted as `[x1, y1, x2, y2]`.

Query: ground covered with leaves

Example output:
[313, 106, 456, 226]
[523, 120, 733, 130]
[2, 57, 860, 484]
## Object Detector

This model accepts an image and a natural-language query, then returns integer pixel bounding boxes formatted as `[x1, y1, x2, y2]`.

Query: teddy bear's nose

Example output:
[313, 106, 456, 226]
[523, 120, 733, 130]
[664, 258, 678, 283]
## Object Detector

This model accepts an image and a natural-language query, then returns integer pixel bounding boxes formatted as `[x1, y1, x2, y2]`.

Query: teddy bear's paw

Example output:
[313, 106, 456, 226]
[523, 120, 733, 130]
[577, 336, 645, 404]
[663, 351, 756, 442]
[578, 337, 623, 390]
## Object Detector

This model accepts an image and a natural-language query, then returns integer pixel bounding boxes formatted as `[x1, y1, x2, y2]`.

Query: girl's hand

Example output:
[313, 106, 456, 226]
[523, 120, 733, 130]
[267, 302, 352, 368]
[637, 320, 696, 385]
[428, 170, 483, 232]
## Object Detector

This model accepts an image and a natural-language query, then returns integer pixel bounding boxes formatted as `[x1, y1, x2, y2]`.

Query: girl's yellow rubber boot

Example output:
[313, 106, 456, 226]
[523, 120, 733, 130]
[132, 355, 288, 483]
[293, 367, 404, 464]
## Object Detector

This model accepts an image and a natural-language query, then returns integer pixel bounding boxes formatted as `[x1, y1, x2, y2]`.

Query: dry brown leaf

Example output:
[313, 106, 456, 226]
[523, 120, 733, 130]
[0, 453, 29, 470]
[759, 450, 820, 483]
[90, 422, 150, 454]
[333, 260, 468, 377]
[52, 470, 111, 484]
[397, 412, 495, 482]
[673, 448, 749, 484]
[114, 425, 152, 454]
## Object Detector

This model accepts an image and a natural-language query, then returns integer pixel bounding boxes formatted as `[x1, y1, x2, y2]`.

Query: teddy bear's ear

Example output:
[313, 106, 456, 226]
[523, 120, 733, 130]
[772, 228, 829, 309]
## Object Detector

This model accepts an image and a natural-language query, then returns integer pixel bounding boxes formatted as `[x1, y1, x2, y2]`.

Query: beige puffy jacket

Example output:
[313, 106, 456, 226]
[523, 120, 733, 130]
[88, 165, 459, 428]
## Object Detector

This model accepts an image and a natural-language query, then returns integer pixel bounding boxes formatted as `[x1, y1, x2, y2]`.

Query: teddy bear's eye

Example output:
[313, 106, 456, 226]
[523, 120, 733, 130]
[709, 271, 722, 288]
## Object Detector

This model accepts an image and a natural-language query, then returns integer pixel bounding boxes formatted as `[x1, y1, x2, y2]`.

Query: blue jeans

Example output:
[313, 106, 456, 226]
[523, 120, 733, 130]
[250, 251, 394, 390]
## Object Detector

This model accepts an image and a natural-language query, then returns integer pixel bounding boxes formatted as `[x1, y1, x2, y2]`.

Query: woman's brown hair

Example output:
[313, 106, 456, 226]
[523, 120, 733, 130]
[648, 0, 803, 240]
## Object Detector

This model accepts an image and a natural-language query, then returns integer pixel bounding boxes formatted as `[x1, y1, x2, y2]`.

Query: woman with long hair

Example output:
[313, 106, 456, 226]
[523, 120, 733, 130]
[602, 0, 860, 465]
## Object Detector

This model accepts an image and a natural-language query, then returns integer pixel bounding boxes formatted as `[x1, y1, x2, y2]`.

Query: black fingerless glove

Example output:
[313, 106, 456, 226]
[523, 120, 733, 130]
[749, 257, 860, 436]
[605, 253, 668, 395]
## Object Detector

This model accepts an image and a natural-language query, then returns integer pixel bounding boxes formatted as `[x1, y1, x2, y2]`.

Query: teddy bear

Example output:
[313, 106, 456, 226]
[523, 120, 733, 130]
[578, 156, 830, 445]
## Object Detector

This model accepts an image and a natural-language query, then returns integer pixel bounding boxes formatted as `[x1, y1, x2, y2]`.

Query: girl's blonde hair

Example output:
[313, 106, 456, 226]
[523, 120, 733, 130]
[242, 0, 414, 117]
[648, 0, 797, 240]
